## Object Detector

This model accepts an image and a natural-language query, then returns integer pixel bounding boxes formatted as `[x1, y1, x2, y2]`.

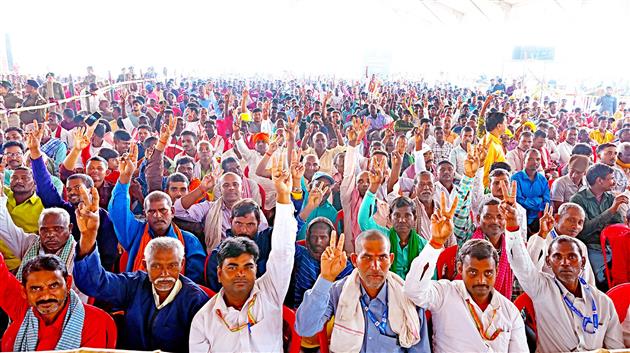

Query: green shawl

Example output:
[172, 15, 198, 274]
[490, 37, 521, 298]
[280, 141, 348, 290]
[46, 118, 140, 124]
[389, 227, 422, 277]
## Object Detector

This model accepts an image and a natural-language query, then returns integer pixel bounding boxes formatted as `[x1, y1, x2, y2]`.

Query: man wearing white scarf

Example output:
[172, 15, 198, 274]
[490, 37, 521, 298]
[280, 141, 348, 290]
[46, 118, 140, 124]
[295, 229, 430, 353]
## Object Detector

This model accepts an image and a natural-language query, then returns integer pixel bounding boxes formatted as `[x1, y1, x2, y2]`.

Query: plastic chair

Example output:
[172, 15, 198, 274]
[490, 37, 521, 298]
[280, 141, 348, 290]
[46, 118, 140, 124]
[282, 306, 301, 353]
[317, 327, 329, 353]
[335, 210, 344, 234]
[198, 285, 216, 298]
[119, 251, 129, 272]
[600, 224, 630, 288]
[436, 245, 458, 280]
[606, 283, 630, 322]
[514, 293, 537, 336]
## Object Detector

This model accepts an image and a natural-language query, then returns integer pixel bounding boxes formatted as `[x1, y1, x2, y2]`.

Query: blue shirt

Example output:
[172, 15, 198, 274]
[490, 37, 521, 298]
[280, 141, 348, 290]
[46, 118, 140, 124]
[511, 170, 551, 224]
[31, 156, 119, 270]
[296, 276, 431, 353]
[291, 245, 353, 307]
[108, 182, 206, 283]
[73, 246, 209, 352]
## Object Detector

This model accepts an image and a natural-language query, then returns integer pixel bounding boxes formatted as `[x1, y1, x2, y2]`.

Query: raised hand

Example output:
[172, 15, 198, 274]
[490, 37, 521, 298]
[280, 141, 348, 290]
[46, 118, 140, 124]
[200, 168, 220, 193]
[414, 125, 425, 151]
[500, 180, 517, 206]
[160, 115, 177, 142]
[232, 114, 242, 139]
[73, 126, 91, 151]
[76, 185, 100, 256]
[463, 142, 483, 178]
[290, 150, 305, 182]
[26, 120, 45, 157]
[430, 192, 459, 247]
[308, 181, 330, 207]
[391, 151, 403, 168]
[538, 203, 554, 239]
[271, 154, 292, 203]
[320, 231, 347, 282]
[368, 163, 385, 194]
[267, 138, 279, 155]
[119, 143, 138, 183]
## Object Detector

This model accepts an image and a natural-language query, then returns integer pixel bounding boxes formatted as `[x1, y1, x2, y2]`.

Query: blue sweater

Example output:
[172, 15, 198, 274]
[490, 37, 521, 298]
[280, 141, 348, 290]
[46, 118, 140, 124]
[108, 182, 206, 283]
[74, 246, 209, 352]
[31, 156, 119, 270]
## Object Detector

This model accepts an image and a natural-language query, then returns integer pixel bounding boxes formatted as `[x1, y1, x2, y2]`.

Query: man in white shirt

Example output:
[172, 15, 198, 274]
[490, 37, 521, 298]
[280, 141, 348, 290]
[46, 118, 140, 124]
[503, 195, 625, 352]
[556, 127, 578, 166]
[526, 202, 596, 286]
[404, 193, 528, 353]
[188, 156, 297, 353]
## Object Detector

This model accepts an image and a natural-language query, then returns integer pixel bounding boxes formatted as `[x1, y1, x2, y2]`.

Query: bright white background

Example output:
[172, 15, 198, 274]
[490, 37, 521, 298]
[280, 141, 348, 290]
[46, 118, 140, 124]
[1, 0, 630, 85]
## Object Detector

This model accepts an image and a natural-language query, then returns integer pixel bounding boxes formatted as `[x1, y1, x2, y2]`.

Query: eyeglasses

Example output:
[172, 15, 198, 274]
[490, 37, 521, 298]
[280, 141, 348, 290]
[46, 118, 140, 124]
[4, 152, 21, 158]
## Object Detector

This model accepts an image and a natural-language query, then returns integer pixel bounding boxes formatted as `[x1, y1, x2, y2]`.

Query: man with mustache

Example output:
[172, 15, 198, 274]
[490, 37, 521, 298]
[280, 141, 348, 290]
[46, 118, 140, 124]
[108, 143, 206, 283]
[0, 253, 116, 351]
[403, 194, 528, 352]
[5, 166, 43, 234]
[526, 202, 596, 286]
[505, 197, 625, 352]
[28, 120, 118, 270]
[295, 230, 430, 352]
[188, 153, 298, 352]
[74, 190, 208, 352]
[175, 171, 268, 252]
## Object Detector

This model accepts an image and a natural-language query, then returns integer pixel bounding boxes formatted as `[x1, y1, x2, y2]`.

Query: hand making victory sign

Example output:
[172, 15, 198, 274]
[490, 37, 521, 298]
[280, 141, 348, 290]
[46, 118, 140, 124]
[320, 231, 347, 282]
[430, 192, 459, 248]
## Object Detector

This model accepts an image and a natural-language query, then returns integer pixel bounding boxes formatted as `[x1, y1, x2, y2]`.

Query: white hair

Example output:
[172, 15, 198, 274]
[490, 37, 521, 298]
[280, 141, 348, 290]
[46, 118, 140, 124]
[144, 237, 185, 265]
[38, 208, 71, 228]
[143, 190, 172, 212]
[557, 202, 586, 219]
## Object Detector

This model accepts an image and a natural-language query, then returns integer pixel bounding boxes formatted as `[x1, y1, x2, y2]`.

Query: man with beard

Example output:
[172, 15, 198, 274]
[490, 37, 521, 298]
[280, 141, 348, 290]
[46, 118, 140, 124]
[5, 167, 43, 234]
[175, 130, 198, 160]
[506, 200, 624, 352]
[189, 156, 298, 352]
[74, 199, 208, 352]
[0, 253, 116, 351]
[526, 202, 595, 286]
[109, 143, 206, 283]
[28, 122, 118, 271]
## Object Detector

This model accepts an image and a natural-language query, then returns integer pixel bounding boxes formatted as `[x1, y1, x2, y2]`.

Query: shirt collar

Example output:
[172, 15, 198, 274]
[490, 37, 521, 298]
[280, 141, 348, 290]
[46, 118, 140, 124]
[152, 278, 182, 310]
[359, 281, 388, 306]
[455, 281, 502, 312]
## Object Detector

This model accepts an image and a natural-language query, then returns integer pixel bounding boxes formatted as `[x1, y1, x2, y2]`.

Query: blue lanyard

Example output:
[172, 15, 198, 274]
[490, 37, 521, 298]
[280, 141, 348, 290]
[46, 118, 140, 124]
[561, 277, 599, 334]
[550, 229, 559, 239]
[359, 296, 388, 335]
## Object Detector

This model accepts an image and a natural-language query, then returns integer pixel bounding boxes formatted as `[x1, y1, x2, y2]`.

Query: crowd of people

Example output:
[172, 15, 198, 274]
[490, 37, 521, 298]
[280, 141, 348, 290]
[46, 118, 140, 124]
[0, 67, 629, 352]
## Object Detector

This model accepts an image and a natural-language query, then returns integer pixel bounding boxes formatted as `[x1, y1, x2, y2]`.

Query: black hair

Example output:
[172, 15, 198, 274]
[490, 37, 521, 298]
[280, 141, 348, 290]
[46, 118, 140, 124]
[113, 129, 132, 141]
[181, 130, 198, 140]
[21, 254, 69, 286]
[137, 124, 152, 132]
[166, 172, 189, 187]
[457, 239, 499, 267]
[596, 143, 617, 154]
[5, 127, 23, 135]
[176, 156, 194, 167]
[231, 199, 261, 224]
[585, 163, 613, 186]
[3, 140, 25, 152]
[490, 162, 511, 173]
[217, 237, 260, 267]
[98, 148, 119, 161]
[478, 196, 501, 217]
[571, 143, 593, 157]
[221, 157, 238, 171]
[63, 108, 75, 119]
[437, 160, 454, 169]
[485, 112, 505, 132]
[533, 130, 547, 139]
[67, 173, 94, 188]
[86, 156, 108, 168]
[389, 196, 416, 215]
